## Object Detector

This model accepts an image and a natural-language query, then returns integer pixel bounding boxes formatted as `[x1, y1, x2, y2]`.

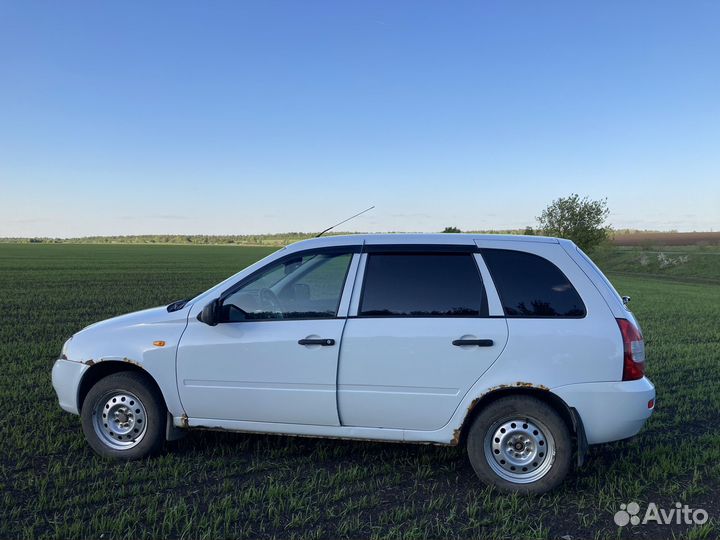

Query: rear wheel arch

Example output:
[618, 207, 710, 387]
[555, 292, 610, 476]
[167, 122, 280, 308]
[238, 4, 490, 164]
[466, 393, 573, 493]
[457, 387, 579, 447]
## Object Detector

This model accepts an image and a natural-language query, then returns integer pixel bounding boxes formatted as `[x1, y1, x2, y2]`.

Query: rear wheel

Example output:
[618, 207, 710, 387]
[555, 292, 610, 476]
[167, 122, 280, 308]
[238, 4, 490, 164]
[466, 395, 571, 494]
[81, 372, 165, 460]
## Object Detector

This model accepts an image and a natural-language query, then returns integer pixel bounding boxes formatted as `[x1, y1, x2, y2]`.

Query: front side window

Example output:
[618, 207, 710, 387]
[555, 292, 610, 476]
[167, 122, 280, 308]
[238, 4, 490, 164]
[221, 252, 353, 321]
[359, 253, 487, 317]
[482, 249, 586, 317]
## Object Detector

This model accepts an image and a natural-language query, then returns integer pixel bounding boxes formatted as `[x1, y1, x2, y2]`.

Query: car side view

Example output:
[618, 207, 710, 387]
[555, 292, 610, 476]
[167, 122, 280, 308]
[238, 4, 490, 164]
[52, 234, 655, 493]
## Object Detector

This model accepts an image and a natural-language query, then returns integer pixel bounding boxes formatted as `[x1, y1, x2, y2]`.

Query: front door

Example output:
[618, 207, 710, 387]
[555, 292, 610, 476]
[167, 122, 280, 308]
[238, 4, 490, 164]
[338, 250, 509, 431]
[177, 250, 355, 425]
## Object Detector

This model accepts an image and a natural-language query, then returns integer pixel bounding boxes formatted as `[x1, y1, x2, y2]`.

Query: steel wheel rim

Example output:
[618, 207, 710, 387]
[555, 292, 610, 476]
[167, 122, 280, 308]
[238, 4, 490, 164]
[483, 416, 556, 484]
[92, 390, 148, 450]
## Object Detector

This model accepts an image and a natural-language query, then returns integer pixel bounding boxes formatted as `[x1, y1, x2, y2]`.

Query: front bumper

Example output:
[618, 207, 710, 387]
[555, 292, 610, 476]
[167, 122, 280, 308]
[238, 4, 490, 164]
[552, 377, 655, 445]
[51, 359, 90, 415]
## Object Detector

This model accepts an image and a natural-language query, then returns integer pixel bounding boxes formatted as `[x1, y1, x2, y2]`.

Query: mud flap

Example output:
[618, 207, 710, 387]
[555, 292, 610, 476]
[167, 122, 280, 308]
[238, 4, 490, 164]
[569, 407, 589, 467]
[166, 411, 187, 442]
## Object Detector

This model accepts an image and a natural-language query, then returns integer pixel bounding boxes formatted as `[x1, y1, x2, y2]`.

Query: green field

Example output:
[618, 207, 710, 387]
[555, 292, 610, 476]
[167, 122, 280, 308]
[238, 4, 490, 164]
[1, 243, 719, 539]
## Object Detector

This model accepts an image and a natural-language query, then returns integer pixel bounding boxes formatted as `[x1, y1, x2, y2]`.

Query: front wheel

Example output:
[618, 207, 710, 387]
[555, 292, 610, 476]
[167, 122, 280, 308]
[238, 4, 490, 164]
[81, 372, 165, 460]
[466, 395, 572, 494]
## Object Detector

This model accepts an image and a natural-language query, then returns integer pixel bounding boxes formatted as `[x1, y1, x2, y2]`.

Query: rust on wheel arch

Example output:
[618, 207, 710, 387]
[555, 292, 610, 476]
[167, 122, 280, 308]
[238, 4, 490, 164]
[451, 382, 551, 445]
[82, 357, 142, 368]
[121, 357, 142, 367]
[514, 381, 549, 391]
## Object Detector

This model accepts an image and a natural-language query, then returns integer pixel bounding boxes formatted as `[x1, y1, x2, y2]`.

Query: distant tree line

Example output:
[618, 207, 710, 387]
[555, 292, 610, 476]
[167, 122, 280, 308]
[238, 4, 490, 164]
[1, 196, 619, 252]
[0, 233, 357, 246]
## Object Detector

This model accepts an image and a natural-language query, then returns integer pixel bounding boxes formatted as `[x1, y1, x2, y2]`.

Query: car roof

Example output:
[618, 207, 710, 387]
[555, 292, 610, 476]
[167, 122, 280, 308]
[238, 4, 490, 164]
[284, 233, 560, 253]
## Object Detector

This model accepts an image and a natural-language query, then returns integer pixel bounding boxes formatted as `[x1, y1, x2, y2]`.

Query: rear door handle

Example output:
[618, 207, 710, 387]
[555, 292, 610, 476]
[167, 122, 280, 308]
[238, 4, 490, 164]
[452, 339, 494, 347]
[298, 338, 336, 346]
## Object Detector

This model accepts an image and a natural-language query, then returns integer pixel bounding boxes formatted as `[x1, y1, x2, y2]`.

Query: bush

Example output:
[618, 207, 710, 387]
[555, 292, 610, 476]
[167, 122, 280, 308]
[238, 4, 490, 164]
[537, 194, 611, 251]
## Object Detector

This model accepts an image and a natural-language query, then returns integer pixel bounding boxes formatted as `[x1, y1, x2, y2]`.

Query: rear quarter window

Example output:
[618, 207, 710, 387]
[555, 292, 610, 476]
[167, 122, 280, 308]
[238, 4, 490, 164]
[482, 249, 586, 318]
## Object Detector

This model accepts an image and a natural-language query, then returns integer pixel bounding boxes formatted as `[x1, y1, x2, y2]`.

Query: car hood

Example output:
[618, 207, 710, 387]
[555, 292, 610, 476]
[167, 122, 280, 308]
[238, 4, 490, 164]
[76, 305, 190, 336]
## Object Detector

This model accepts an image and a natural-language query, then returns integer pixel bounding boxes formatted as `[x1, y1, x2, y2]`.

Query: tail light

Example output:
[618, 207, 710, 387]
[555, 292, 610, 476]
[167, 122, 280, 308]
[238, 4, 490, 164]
[617, 318, 645, 380]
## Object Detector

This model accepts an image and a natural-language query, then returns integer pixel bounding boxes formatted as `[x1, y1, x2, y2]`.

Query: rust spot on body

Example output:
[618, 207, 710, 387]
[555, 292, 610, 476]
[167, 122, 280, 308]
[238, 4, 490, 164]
[122, 357, 141, 366]
[451, 397, 482, 445]
[482, 382, 550, 394]
[515, 381, 549, 391]
[451, 428, 462, 445]
[467, 397, 480, 414]
[453, 383, 550, 444]
[83, 357, 143, 368]
[180, 414, 189, 428]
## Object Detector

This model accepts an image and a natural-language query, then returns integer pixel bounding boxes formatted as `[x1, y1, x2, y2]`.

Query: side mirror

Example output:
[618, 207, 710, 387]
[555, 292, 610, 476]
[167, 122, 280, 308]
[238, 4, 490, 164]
[198, 299, 220, 326]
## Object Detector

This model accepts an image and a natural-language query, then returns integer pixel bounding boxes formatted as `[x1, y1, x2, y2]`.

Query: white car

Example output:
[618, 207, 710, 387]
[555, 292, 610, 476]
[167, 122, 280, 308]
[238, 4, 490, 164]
[52, 234, 655, 493]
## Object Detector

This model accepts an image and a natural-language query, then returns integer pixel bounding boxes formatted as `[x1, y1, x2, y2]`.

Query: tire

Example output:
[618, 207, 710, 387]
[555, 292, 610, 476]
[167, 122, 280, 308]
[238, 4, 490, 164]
[81, 371, 165, 460]
[466, 395, 572, 494]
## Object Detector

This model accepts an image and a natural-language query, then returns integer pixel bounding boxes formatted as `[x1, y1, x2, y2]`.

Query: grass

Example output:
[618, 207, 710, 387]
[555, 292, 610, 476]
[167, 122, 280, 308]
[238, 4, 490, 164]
[1, 243, 718, 539]
[591, 244, 720, 284]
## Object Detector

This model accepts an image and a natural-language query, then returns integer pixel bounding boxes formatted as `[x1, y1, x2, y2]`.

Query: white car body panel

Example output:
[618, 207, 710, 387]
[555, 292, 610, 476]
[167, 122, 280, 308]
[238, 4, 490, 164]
[176, 318, 344, 424]
[51, 233, 655, 449]
[337, 317, 509, 430]
[553, 377, 655, 444]
[475, 238, 624, 385]
[53, 306, 189, 417]
[178, 375, 654, 446]
[176, 253, 363, 425]
[51, 358, 90, 414]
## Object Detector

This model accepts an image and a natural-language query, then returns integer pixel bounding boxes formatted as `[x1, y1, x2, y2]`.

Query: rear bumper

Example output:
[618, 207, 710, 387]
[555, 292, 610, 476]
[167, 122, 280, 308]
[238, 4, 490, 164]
[51, 359, 89, 415]
[552, 377, 655, 445]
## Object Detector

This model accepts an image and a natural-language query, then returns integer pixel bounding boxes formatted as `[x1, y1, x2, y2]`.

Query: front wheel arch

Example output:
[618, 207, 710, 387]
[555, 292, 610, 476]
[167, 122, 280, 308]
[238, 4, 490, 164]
[77, 361, 166, 414]
[80, 371, 167, 459]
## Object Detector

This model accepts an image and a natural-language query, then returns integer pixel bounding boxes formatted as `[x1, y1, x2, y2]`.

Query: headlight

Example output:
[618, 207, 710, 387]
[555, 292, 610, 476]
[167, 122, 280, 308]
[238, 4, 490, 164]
[61, 337, 72, 358]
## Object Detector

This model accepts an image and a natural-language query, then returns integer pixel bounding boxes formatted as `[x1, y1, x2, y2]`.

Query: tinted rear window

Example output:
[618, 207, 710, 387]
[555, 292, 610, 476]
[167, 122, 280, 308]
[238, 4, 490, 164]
[482, 249, 586, 317]
[359, 253, 487, 317]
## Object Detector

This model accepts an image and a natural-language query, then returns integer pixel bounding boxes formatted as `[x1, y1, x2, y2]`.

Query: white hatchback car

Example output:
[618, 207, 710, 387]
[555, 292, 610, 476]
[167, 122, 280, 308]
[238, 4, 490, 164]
[52, 234, 655, 493]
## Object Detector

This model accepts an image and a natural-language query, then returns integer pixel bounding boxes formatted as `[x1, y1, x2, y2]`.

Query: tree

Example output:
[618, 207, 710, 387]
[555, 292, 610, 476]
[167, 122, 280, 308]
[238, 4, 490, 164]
[537, 194, 611, 251]
[523, 226, 535, 236]
[442, 226, 461, 233]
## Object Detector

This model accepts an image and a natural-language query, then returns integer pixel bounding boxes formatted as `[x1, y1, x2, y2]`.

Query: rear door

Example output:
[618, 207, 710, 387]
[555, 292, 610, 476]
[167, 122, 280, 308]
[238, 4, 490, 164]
[337, 248, 509, 431]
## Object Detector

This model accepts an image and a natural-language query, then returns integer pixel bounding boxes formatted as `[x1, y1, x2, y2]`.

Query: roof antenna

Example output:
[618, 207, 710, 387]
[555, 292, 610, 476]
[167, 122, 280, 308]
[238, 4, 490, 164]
[315, 206, 375, 238]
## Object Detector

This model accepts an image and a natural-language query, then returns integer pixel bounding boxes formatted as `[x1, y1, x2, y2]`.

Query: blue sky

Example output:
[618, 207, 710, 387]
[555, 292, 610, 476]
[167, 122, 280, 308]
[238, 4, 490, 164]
[1, 1, 718, 237]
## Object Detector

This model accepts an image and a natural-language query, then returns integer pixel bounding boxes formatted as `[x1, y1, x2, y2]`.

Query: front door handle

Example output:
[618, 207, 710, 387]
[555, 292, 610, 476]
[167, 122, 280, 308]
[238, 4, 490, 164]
[452, 339, 494, 347]
[298, 338, 336, 346]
